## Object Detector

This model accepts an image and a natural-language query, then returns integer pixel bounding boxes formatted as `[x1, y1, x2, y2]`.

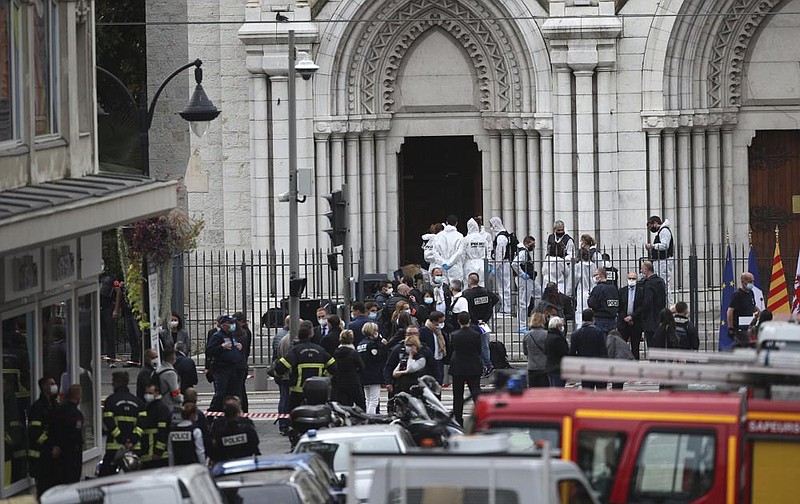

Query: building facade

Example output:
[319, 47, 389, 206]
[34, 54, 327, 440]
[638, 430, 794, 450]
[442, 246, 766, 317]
[0, 0, 176, 494]
[185, 0, 800, 277]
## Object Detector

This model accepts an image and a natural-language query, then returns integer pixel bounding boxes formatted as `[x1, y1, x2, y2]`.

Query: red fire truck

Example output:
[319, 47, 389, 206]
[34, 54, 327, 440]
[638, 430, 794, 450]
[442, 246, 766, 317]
[469, 348, 800, 504]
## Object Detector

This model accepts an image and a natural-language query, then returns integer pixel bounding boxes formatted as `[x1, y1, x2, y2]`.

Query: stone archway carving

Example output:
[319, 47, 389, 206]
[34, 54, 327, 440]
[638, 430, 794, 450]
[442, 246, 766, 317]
[707, 0, 781, 108]
[347, 0, 525, 115]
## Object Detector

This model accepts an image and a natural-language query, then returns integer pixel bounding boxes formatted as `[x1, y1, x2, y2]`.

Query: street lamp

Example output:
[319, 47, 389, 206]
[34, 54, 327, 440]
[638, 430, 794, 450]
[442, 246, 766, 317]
[96, 59, 221, 175]
[288, 30, 318, 340]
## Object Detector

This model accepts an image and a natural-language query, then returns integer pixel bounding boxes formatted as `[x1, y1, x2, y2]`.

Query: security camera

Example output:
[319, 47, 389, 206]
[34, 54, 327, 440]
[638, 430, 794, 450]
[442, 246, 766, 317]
[295, 51, 319, 81]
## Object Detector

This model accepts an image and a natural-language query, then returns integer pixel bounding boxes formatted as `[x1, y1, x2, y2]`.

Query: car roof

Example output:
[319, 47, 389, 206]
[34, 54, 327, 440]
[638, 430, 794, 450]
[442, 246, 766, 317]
[40, 465, 209, 502]
[298, 423, 408, 441]
[211, 453, 335, 479]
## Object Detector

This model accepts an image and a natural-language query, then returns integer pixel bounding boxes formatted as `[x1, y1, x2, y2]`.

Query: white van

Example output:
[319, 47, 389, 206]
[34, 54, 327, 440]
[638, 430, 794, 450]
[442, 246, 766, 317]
[40, 465, 223, 504]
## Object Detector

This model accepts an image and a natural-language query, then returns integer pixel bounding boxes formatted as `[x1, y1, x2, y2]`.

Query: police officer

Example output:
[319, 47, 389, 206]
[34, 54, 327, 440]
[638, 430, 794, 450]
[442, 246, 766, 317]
[273, 321, 338, 411]
[49, 385, 84, 486]
[209, 396, 259, 464]
[587, 268, 620, 335]
[100, 371, 143, 476]
[205, 315, 247, 412]
[169, 402, 206, 466]
[133, 383, 171, 469]
[29, 377, 58, 495]
[462, 272, 499, 325]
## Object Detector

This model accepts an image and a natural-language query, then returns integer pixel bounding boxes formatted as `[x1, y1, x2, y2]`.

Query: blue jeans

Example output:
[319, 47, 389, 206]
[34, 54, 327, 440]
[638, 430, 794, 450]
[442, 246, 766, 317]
[595, 318, 616, 335]
[480, 331, 491, 368]
[277, 380, 290, 430]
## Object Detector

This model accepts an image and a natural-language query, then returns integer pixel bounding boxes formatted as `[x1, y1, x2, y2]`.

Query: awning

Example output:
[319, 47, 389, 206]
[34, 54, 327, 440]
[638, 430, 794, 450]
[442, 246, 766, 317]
[0, 173, 177, 255]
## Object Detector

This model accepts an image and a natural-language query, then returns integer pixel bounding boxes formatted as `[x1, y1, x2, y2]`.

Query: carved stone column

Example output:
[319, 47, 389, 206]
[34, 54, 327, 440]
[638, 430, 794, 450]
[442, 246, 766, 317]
[330, 131, 345, 190]
[676, 129, 691, 250]
[251, 73, 271, 250]
[574, 69, 596, 236]
[314, 132, 330, 247]
[345, 132, 361, 251]
[692, 127, 707, 246]
[662, 126, 677, 229]
[539, 131, 554, 238]
[707, 126, 722, 245]
[722, 125, 735, 236]
[490, 133, 502, 218]
[375, 132, 389, 272]
[501, 131, 515, 229]
[360, 132, 376, 272]
[646, 130, 662, 217]
[554, 67, 574, 229]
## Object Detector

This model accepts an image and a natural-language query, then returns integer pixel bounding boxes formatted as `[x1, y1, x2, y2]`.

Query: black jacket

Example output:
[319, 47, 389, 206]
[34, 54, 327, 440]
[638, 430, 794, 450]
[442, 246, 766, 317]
[357, 337, 388, 386]
[448, 327, 483, 377]
[569, 324, 608, 359]
[617, 283, 646, 331]
[674, 314, 700, 350]
[588, 282, 620, 320]
[205, 328, 246, 367]
[28, 394, 56, 476]
[462, 286, 499, 323]
[641, 274, 667, 332]
[274, 340, 337, 394]
[383, 343, 436, 385]
[320, 327, 342, 357]
[544, 329, 569, 374]
[103, 386, 143, 451]
[209, 417, 260, 463]
[332, 346, 364, 387]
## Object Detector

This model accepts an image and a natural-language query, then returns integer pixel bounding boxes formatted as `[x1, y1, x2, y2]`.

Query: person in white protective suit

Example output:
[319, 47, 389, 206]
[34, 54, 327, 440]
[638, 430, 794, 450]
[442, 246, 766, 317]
[542, 220, 575, 295]
[436, 215, 464, 284]
[512, 236, 542, 331]
[444, 218, 489, 287]
[489, 217, 513, 314]
[644, 216, 674, 306]
[573, 248, 594, 325]
[421, 222, 444, 279]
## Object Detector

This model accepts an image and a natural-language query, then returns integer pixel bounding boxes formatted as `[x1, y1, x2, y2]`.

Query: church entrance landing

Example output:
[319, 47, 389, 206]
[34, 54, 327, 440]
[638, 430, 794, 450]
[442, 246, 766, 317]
[399, 136, 482, 267]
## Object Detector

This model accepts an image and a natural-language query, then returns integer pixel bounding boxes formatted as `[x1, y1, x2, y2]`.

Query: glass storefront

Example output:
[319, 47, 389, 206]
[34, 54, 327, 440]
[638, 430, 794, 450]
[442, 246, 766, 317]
[2, 311, 33, 489]
[1, 289, 99, 496]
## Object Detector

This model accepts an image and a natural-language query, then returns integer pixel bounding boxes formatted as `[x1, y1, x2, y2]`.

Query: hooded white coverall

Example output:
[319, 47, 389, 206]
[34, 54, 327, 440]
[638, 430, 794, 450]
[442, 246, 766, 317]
[435, 224, 464, 284]
[512, 245, 542, 329]
[446, 218, 489, 287]
[490, 217, 512, 314]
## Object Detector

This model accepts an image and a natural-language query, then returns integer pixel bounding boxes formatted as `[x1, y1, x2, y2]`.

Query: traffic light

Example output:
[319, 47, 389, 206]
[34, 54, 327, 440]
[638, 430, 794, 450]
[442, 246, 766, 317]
[323, 190, 346, 247]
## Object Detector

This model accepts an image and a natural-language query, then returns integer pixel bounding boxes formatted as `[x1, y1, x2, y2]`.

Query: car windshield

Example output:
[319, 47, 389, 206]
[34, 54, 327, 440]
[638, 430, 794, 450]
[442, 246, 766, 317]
[220, 485, 299, 504]
[297, 436, 401, 472]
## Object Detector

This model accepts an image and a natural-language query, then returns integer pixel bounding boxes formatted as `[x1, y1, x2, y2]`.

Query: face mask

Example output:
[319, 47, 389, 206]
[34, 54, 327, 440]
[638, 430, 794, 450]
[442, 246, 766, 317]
[386, 288, 393, 295]
[424, 297, 433, 304]
[318, 318, 328, 327]
[229, 323, 237, 332]
[433, 276, 443, 285]
[368, 312, 378, 320]
[405, 309, 411, 315]
[49, 384, 59, 396]
[746, 283, 754, 291]
[169, 320, 179, 328]
[628, 279, 637, 287]
[144, 393, 155, 403]
[404, 345, 413, 354]
[638, 273, 645, 281]
[150, 359, 159, 369]
[437, 323, 445, 330]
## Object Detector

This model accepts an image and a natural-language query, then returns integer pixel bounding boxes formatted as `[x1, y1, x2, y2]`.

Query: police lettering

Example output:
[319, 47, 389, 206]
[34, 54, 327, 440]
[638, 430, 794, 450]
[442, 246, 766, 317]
[170, 431, 192, 442]
[474, 296, 489, 305]
[221, 433, 248, 446]
[607, 299, 619, 307]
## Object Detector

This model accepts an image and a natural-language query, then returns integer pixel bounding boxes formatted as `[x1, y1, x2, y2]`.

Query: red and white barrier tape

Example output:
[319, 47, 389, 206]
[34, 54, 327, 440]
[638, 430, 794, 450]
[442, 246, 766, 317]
[205, 410, 289, 419]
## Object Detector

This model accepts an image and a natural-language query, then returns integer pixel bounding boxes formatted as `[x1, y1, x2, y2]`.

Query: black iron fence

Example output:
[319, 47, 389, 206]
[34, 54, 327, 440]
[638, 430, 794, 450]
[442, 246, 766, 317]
[177, 243, 783, 363]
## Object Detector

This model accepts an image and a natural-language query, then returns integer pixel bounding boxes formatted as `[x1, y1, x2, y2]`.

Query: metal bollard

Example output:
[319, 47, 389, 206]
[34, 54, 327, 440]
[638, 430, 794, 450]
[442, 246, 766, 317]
[251, 365, 271, 391]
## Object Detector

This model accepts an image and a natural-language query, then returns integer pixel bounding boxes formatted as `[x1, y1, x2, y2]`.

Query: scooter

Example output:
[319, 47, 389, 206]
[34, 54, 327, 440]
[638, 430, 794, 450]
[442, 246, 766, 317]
[388, 375, 464, 447]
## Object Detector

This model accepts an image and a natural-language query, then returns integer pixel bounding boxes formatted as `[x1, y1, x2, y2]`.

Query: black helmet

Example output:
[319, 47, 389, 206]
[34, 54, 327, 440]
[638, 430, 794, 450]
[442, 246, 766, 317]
[114, 450, 142, 473]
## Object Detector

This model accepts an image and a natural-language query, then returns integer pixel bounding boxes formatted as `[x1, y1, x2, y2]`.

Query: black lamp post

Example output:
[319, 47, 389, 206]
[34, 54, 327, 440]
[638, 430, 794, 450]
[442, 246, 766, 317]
[96, 58, 220, 175]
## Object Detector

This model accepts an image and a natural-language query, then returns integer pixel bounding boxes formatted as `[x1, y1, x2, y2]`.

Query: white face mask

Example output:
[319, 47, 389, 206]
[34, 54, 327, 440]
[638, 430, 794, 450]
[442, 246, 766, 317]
[405, 309, 412, 315]
[437, 323, 445, 330]
[49, 384, 59, 396]
[424, 297, 433, 304]
[628, 279, 637, 287]
[150, 359, 159, 369]
[318, 318, 328, 327]
[404, 345, 413, 354]
[169, 320, 179, 328]
[386, 288, 394, 295]
[144, 393, 155, 403]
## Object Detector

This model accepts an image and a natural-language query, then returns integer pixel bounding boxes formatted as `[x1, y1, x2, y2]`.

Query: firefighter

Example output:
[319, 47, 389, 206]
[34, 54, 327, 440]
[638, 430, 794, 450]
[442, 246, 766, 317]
[133, 383, 171, 469]
[29, 377, 58, 495]
[99, 371, 143, 476]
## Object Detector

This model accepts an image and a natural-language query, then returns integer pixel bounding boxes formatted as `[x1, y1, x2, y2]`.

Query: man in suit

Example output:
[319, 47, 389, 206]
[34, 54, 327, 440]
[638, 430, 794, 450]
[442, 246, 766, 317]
[617, 271, 646, 360]
[312, 307, 330, 345]
[447, 312, 483, 426]
[348, 301, 370, 346]
[640, 260, 667, 355]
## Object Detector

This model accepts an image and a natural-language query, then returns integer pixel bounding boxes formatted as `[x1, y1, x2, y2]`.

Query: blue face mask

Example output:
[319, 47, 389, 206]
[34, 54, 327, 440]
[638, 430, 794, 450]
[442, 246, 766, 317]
[229, 323, 237, 332]
[746, 283, 754, 291]
[433, 276, 443, 285]
[368, 312, 378, 320]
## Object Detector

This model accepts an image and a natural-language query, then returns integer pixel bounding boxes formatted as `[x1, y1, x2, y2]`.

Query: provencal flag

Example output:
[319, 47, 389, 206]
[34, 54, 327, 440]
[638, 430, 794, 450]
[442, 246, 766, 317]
[767, 241, 791, 314]
[719, 245, 735, 351]
[792, 248, 800, 315]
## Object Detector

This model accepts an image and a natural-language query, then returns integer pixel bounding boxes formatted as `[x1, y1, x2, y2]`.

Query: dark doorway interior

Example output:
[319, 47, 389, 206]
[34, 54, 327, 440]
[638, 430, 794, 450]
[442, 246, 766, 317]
[748, 130, 800, 287]
[399, 136, 482, 266]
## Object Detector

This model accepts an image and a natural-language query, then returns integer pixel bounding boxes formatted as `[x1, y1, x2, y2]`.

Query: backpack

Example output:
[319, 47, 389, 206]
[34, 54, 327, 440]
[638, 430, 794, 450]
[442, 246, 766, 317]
[489, 340, 512, 369]
[675, 324, 690, 349]
[665, 326, 680, 349]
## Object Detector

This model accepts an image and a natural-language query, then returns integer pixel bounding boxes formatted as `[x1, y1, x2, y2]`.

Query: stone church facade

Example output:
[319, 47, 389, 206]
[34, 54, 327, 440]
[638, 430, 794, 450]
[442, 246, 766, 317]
[175, 0, 800, 275]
